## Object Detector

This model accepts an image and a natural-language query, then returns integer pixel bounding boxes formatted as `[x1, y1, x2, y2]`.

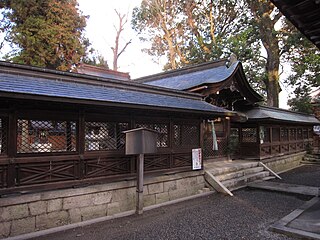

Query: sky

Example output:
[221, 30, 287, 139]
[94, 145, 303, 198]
[77, 0, 290, 109]
[77, 0, 163, 79]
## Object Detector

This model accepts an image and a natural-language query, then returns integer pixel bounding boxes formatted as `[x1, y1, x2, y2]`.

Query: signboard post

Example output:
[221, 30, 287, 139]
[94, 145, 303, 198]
[123, 128, 158, 215]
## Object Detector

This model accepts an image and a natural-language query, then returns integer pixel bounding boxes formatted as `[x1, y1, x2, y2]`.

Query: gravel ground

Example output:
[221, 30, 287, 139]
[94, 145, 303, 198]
[32, 189, 310, 240]
[273, 164, 320, 187]
[30, 164, 320, 240]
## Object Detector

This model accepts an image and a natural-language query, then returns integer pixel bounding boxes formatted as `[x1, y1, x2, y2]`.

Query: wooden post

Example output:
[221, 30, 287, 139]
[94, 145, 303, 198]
[136, 153, 144, 214]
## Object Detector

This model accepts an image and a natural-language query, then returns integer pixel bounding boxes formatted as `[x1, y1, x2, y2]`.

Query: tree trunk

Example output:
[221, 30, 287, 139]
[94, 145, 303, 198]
[247, 0, 281, 107]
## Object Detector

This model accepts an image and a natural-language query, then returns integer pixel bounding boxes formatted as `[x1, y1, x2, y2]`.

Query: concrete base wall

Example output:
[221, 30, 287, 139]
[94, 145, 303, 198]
[0, 171, 205, 238]
[262, 152, 305, 173]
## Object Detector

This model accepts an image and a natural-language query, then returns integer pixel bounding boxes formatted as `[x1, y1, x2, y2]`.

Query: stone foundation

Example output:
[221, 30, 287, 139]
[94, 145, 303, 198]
[0, 170, 205, 238]
[262, 152, 305, 173]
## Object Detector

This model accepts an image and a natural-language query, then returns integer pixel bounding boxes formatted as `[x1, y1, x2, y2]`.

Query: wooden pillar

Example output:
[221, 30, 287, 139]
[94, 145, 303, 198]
[7, 111, 17, 188]
[136, 153, 144, 214]
[78, 111, 85, 179]
[225, 117, 230, 160]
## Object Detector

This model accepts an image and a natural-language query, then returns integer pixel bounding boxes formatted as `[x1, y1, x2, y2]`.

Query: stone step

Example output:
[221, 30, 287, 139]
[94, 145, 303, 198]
[209, 162, 260, 176]
[215, 167, 264, 181]
[261, 176, 276, 181]
[221, 171, 270, 190]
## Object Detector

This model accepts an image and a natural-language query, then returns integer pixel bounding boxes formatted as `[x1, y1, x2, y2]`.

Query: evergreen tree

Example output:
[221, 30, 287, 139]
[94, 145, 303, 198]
[1, 0, 89, 71]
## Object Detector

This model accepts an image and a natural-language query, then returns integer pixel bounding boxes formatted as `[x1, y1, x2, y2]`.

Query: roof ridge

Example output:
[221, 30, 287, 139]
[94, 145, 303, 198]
[134, 59, 228, 83]
[258, 105, 316, 117]
[0, 61, 203, 101]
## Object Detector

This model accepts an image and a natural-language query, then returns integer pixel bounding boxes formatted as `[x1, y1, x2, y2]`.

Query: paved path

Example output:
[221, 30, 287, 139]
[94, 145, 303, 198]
[248, 181, 319, 196]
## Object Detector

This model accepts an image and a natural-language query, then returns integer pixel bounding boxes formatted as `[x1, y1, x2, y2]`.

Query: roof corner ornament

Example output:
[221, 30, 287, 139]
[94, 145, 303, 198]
[226, 53, 238, 67]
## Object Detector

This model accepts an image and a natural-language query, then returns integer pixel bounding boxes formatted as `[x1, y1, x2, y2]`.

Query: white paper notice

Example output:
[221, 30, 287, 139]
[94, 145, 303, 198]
[192, 148, 202, 170]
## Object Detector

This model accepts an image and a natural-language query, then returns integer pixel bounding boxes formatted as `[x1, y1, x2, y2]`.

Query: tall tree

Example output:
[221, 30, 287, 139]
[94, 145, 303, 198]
[0, 0, 89, 71]
[132, 0, 319, 108]
[111, 9, 132, 71]
[132, 0, 266, 98]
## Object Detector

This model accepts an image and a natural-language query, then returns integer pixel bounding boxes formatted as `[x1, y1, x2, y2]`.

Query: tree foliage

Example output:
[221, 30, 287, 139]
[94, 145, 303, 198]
[132, 0, 320, 108]
[0, 0, 89, 71]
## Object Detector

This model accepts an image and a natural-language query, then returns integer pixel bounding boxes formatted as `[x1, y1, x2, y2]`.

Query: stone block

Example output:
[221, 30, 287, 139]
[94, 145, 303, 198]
[0, 204, 29, 221]
[147, 182, 164, 194]
[92, 191, 112, 205]
[69, 205, 107, 222]
[36, 211, 69, 230]
[11, 217, 35, 236]
[47, 199, 62, 213]
[143, 185, 148, 194]
[155, 192, 169, 204]
[0, 221, 11, 238]
[118, 198, 136, 212]
[63, 194, 93, 210]
[29, 201, 47, 216]
[169, 189, 188, 201]
[107, 202, 121, 216]
[176, 177, 197, 190]
[144, 194, 156, 207]
[163, 180, 177, 192]
[112, 188, 135, 202]
[197, 175, 205, 184]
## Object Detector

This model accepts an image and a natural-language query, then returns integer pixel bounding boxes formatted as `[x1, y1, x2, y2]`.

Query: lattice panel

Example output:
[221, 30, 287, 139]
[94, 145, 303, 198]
[263, 127, 270, 142]
[0, 165, 7, 188]
[281, 144, 289, 152]
[272, 145, 280, 154]
[281, 128, 289, 141]
[135, 123, 168, 148]
[17, 161, 77, 186]
[0, 118, 7, 154]
[272, 128, 280, 142]
[173, 124, 199, 147]
[17, 119, 76, 153]
[84, 156, 131, 178]
[85, 122, 128, 151]
[290, 144, 297, 152]
[303, 129, 308, 139]
[261, 146, 271, 156]
[172, 153, 192, 168]
[297, 129, 303, 139]
[242, 128, 257, 143]
[289, 129, 296, 140]
[144, 154, 170, 171]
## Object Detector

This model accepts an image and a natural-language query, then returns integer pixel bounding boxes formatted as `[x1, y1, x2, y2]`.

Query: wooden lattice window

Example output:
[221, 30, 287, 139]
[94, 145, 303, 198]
[289, 128, 296, 140]
[230, 128, 239, 144]
[241, 128, 257, 143]
[260, 126, 270, 143]
[303, 128, 308, 139]
[297, 128, 303, 139]
[135, 123, 168, 148]
[173, 123, 199, 147]
[0, 118, 7, 154]
[17, 119, 76, 153]
[281, 128, 289, 142]
[85, 121, 129, 151]
[272, 127, 280, 142]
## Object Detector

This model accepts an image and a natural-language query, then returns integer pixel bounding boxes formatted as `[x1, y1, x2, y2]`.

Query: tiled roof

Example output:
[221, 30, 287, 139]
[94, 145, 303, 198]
[241, 106, 320, 124]
[0, 72, 231, 115]
[135, 60, 239, 90]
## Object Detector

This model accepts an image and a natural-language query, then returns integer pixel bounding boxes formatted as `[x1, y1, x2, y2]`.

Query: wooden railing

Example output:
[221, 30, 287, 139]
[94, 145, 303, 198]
[260, 138, 313, 158]
[0, 151, 193, 195]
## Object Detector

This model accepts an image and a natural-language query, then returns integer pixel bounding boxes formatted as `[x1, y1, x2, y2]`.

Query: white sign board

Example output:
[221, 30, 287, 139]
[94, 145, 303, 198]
[192, 148, 202, 170]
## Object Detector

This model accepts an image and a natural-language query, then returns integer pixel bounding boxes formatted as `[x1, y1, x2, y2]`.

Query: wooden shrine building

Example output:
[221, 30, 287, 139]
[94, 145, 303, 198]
[0, 61, 235, 195]
[136, 59, 320, 160]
